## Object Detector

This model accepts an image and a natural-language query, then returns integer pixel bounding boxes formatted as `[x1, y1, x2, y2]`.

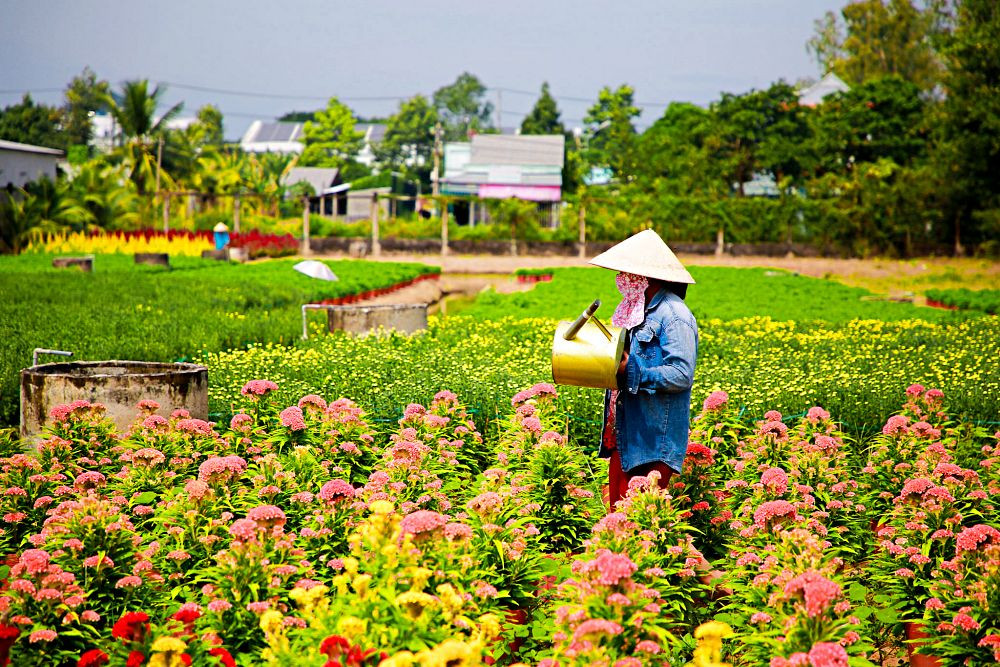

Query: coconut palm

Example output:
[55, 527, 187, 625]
[102, 80, 183, 194]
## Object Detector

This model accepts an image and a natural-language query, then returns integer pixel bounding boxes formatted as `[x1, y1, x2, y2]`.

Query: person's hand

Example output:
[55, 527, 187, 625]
[616, 350, 629, 388]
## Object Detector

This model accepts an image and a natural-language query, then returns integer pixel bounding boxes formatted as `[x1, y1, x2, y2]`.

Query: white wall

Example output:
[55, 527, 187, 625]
[0, 149, 61, 188]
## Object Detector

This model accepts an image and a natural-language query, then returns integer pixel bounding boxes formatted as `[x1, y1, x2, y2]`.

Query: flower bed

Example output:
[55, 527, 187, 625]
[313, 273, 440, 305]
[0, 382, 996, 666]
[27, 230, 300, 259]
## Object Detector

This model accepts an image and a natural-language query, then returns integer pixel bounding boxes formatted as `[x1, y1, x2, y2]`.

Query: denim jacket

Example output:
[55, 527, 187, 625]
[600, 288, 698, 473]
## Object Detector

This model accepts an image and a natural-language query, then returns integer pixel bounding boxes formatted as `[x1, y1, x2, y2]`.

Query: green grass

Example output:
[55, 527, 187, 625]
[467, 266, 969, 323]
[0, 254, 439, 426]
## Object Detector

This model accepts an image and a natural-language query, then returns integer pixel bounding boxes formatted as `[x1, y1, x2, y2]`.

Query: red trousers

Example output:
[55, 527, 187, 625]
[607, 448, 673, 509]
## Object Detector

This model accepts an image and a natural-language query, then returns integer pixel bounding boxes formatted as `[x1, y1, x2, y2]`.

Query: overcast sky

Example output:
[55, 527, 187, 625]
[1, 0, 843, 140]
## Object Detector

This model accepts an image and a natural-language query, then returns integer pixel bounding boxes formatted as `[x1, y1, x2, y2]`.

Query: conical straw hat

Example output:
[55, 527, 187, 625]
[588, 229, 695, 284]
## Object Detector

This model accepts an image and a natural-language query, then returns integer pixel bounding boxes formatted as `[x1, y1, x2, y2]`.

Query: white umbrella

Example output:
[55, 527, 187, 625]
[293, 260, 338, 281]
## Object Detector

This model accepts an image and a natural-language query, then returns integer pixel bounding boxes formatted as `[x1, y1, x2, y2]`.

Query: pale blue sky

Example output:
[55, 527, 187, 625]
[1, 0, 844, 139]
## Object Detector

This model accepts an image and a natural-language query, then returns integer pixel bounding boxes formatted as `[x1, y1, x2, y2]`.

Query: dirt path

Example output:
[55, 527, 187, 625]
[312, 251, 999, 295]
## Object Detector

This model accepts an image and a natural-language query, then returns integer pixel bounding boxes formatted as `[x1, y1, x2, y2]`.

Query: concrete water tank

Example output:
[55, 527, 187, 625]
[20, 361, 208, 440]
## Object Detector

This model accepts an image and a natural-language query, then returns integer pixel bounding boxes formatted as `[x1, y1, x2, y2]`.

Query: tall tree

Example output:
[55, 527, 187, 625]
[191, 105, 224, 147]
[637, 103, 717, 193]
[433, 73, 493, 141]
[521, 83, 564, 135]
[584, 85, 641, 183]
[934, 0, 1000, 253]
[0, 95, 66, 150]
[813, 75, 927, 172]
[63, 67, 110, 148]
[376, 95, 438, 179]
[300, 97, 365, 168]
[807, 0, 943, 90]
[102, 80, 183, 143]
[100, 80, 183, 194]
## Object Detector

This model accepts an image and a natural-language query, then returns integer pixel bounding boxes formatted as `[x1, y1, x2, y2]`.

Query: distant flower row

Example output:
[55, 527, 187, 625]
[27, 229, 299, 258]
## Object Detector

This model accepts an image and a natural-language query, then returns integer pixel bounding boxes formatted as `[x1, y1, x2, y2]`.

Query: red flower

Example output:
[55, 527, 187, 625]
[170, 607, 201, 629]
[320, 635, 351, 658]
[126, 651, 145, 667]
[181, 655, 192, 666]
[0, 623, 18, 667]
[209, 647, 236, 667]
[77, 649, 110, 667]
[113, 612, 150, 642]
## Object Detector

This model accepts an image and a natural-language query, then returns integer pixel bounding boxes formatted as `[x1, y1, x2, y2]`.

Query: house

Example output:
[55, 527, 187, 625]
[281, 166, 348, 216]
[798, 73, 850, 107]
[354, 123, 387, 167]
[0, 140, 65, 189]
[442, 134, 564, 202]
[240, 121, 306, 154]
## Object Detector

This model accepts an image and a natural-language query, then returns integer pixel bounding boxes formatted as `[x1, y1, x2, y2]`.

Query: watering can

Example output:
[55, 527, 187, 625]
[551, 300, 626, 390]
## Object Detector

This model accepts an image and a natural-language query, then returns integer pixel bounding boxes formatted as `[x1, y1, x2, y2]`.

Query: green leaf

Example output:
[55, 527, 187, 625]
[132, 491, 158, 505]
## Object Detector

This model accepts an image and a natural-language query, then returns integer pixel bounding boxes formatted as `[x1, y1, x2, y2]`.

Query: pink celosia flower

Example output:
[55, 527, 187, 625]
[955, 524, 1000, 555]
[207, 600, 232, 612]
[400, 510, 447, 536]
[473, 581, 498, 598]
[784, 572, 842, 617]
[74, 471, 106, 491]
[81, 610, 100, 622]
[806, 406, 830, 423]
[241, 380, 279, 396]
[229, 519, 258, 541]
[954, 613, 980, 632]
[906, 384, 926, 397]
[882, 415, 910, 436]
[760, 420, 788, 439]
[750, 612, 773, 624]
[761, 467, 789, 495]
[141, 415, 169, 431]
[572, 619, 623, 640]
[753, 500, 797, 529]
[245, 601, 270, 613]
[230, 413, 253, 432]
[635, 640, 661, 654]
[247, 505, 286, 528]
[318, 480, 355, 502]
[298, 394, 327, 411]
[28, 629, 57, 643]
[444, 522, 473, 540]
[185, 479, 212, 500]
[926, 598, 945, 610]
[115, 576, 142, 589]
[279, 406, 306, 431]
[702, 391, 729, 412]
[131, 448, 166, 467]
[807, 642, 848, 667]
[578, 549, 637, 586]
[198, 456, 247, 484]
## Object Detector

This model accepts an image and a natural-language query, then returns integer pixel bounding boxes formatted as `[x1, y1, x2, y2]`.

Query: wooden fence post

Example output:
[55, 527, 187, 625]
[577, 202, 586, 259]
[441, 197, 449, 256]
[163, 193, 171, 233]
[302, 196, 311, 256]
[371, 193, 381, 256]
[233, 193, 241, 234]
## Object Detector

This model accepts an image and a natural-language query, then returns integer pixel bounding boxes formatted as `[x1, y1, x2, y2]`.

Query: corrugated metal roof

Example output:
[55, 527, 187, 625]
[246, 122, 304, 143]
[0, 139, 65, 156]
[470, 134, 564, 168]
[798, 73, 850, 107]
[281, 167, 340, 194]
[356, 123, 387, 144]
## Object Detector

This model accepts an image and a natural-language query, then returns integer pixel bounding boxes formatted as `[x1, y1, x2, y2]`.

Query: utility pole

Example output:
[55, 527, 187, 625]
[431, 122, 443, 202]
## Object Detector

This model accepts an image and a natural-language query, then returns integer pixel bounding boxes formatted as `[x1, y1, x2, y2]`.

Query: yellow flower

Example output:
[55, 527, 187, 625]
[369, 500, 395, 515]
[395, 591, 438, 620]
[690, 620, 733, 667]
[259, 609, 284, 635]
[342, 557, 360, 574]
[416, 638, 481, 667]
[337, 615, 367, 639]
[353, 573, 373, 598]
[477, 613, 501, 639]
[150, 637, 187, 653]
[381, 651, 416, 667]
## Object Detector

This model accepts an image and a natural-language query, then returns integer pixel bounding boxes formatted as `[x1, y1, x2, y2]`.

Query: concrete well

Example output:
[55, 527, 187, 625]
[20, 361, 208, 441]
[52, 256, 93, 272]
[134, 253, 170, 267]
[328, 304, 428, 335]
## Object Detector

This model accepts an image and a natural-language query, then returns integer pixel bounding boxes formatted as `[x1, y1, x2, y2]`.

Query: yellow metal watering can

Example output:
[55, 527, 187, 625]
[551, 299, 626, 390]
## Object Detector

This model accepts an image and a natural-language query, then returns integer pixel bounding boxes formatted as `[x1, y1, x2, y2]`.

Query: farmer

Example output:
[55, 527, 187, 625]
[589, 229, 698, 508]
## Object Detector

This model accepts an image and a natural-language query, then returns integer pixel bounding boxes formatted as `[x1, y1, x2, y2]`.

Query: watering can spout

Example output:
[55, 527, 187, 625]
[563, 299, 602, 341]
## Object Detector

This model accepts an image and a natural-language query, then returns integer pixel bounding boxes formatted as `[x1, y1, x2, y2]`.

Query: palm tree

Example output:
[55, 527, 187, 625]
[102, 80, 183, 194]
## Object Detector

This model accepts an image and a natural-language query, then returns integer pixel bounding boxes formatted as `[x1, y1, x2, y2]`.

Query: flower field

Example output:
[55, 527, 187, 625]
[0, 379, 997, 666]
[0, 255, 439, 426]
[203, 315, 1000, 442]
[926, 288, 1000, 315]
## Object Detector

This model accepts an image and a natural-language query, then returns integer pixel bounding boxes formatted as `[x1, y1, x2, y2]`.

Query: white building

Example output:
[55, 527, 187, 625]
[0, 140, 65, 189]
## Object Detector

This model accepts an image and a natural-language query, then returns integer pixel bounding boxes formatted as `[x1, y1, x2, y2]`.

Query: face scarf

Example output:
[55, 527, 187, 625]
[612, 272, 648, 329]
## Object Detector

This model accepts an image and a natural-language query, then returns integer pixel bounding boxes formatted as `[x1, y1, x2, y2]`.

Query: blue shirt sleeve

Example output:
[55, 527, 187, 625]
[626, 316, 697, 394]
